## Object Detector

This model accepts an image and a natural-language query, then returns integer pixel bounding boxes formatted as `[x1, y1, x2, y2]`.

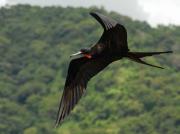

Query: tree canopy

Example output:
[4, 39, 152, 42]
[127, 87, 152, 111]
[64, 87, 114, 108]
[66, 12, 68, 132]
[0, 5, 179, 134]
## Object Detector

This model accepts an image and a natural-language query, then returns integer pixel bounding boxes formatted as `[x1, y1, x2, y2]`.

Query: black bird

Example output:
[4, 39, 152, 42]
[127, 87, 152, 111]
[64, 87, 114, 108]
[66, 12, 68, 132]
[55, 12, 172, 127]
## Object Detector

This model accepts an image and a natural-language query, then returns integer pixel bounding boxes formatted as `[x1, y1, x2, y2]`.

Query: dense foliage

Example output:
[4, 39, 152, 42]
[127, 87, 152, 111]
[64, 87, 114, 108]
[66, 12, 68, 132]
[0, 5, 179, 134]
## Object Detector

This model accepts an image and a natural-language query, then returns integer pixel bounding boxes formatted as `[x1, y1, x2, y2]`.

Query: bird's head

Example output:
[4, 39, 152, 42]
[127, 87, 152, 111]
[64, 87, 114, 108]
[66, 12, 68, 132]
[70, 48, 92, 59]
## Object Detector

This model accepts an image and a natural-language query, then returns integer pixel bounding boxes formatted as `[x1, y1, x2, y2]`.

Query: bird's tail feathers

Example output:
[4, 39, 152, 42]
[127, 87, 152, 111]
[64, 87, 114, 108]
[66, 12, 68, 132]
[127, 51, 172, 58]
[126, 51, 173, 69]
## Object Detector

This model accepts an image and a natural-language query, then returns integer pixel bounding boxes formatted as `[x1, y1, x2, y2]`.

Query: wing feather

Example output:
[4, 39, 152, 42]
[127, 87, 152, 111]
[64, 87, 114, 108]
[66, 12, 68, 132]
[90, 12, 129, 54]
[55, 57, 111, 127]
[90, 12, 118, 31]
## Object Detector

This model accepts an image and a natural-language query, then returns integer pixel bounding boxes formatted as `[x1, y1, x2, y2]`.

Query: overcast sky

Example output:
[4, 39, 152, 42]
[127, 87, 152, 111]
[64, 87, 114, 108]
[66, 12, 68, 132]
[0, 0, 179, 26]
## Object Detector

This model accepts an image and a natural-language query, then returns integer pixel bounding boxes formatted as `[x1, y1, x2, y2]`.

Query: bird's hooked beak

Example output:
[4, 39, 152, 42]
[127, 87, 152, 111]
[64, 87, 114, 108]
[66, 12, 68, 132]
[70, 51, 92, 59]
[70, 51, 82, 58]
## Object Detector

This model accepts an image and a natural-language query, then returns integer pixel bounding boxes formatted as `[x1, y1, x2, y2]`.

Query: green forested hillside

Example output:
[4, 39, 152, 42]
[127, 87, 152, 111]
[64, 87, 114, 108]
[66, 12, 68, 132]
[0, 5, 179, 134]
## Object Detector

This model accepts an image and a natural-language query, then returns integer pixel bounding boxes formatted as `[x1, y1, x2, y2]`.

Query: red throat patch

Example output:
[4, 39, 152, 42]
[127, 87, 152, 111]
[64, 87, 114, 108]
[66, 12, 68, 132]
[84, 54, 92, 59]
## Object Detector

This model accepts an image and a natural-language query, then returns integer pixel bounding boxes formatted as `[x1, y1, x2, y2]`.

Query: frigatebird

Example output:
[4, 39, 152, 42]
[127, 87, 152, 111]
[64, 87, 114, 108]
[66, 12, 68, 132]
[55, 12, 172, 127]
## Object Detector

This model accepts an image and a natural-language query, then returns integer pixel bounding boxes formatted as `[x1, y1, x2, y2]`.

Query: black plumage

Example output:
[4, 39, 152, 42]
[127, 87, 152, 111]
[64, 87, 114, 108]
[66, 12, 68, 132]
[55, 12, 172, 127]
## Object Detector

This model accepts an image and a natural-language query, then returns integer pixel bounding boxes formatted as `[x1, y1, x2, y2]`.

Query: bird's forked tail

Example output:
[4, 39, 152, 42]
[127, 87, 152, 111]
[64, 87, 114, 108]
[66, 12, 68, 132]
[126, 51, 173, 69]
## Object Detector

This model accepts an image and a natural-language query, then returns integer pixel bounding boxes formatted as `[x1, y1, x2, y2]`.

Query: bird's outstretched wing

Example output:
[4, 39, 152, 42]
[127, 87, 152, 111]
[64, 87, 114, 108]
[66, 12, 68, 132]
[90, 12, 118, 31]
[55, 57, 111, 127]
[90, 12, 129, 54]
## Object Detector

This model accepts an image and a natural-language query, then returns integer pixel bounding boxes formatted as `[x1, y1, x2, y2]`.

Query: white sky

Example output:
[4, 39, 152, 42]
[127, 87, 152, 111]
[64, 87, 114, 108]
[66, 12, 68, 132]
[0, 0, 179, 26]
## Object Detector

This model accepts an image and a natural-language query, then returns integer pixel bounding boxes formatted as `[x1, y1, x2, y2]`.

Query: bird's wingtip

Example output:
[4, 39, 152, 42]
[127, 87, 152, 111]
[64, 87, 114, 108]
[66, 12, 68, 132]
[54, 121, 62, 128]
[89, 12, 95, 16]
[54, 120, 59, 128]
[89, 12, 100, 16]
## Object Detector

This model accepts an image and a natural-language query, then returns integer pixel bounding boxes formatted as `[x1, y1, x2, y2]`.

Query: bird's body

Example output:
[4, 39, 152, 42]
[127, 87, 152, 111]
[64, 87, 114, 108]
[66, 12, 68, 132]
[55, 12, 173, 127]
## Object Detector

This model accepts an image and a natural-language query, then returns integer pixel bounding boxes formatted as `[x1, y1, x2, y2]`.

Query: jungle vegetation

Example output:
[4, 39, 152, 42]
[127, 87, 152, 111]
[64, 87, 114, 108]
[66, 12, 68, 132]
[0, 5, 179, 134]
